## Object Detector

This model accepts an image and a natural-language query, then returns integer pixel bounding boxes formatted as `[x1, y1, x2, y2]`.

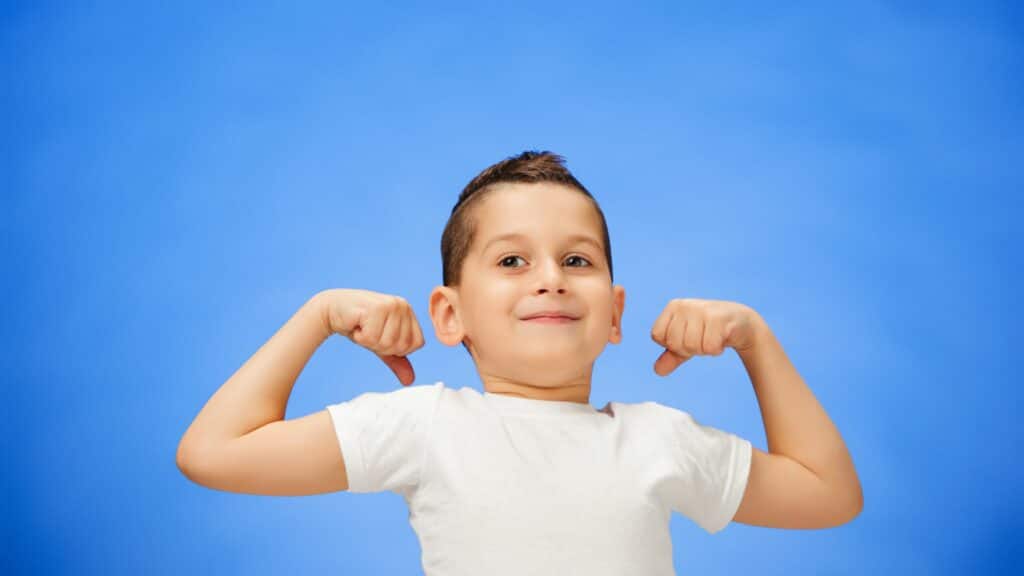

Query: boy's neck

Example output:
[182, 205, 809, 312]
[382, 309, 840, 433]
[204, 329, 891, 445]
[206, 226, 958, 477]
[481, 379, 592, 404]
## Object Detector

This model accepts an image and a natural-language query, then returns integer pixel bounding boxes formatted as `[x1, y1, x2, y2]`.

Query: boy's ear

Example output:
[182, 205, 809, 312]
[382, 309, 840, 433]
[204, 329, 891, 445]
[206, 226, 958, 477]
[429, 286, 466, 347]
[609, 285, 625, 345]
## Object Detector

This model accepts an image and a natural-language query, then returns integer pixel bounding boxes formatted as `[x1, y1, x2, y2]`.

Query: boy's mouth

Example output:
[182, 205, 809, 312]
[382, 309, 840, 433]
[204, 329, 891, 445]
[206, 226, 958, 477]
[520, 307, 580, 319]
[521, 313, 579, 324]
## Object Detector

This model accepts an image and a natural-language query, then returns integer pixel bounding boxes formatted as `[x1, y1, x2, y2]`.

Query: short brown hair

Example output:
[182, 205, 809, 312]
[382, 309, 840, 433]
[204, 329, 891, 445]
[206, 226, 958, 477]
[440, 150, 614, 287]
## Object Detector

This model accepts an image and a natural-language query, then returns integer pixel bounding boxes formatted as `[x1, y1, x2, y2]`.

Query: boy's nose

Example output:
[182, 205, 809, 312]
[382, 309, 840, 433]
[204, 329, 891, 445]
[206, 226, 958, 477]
[534, 258, 568, 294]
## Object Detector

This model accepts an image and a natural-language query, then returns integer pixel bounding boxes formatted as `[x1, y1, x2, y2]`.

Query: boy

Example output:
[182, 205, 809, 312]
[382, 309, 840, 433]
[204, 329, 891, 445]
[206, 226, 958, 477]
[177, 151, 863, 575]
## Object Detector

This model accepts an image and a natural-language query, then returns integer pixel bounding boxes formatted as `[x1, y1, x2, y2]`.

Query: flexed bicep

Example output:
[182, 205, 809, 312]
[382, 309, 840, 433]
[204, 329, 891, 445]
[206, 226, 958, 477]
[732, 447, 861, 529]
[177, 409, 350, 496]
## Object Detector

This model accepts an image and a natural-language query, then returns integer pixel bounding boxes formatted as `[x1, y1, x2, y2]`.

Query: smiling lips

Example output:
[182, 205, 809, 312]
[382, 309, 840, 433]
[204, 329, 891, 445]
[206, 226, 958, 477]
[525, 317, 576, 324]
[521, 312, 579, 324]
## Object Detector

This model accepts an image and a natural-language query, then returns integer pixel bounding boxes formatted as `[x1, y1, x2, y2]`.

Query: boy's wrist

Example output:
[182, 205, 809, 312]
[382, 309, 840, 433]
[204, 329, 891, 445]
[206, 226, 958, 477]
[309, 290, 335, 340]
[737, 309, 770, 360]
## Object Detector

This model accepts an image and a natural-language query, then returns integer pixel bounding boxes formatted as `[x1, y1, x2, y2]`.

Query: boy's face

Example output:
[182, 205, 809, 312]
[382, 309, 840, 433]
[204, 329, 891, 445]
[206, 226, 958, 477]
[430, 182, 625, 391]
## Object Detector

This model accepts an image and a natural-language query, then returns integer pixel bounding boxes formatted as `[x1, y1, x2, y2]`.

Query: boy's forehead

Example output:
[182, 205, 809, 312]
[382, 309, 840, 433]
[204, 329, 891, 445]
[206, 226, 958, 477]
[476, 182, 598, 227]
[472, 190, 604, 254]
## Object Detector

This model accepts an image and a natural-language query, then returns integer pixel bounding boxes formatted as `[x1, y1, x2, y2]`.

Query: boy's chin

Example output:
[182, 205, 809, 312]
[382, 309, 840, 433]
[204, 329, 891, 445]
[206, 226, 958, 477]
[504, 349, 593, 369]
[515, 341, 585, 355]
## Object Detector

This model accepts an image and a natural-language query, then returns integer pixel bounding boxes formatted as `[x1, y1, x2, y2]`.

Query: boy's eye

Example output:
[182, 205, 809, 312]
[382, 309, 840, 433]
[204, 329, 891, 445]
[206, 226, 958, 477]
[497, 255, 592, 268]
[498, 255, 526, 268]
[565, 255, 591, 267]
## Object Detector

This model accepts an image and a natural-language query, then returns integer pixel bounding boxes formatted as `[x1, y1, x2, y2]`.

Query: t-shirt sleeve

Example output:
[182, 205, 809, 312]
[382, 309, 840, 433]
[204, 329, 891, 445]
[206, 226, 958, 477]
[655, 404, 753, 535]
[325, 381, 444, 495]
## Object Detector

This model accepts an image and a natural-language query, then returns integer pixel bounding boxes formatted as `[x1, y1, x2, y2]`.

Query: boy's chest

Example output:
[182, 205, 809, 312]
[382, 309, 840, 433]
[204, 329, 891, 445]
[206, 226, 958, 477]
[416, 414, 669, 536]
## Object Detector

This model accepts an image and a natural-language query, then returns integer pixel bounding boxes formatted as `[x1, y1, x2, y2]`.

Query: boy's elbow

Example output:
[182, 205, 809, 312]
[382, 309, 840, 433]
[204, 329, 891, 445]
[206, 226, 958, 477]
[834, 503, 862, 527]
[832, 484, 864, 527]
[176, 438, 196, 479]
[849, 478, 864, 516]
[849, 486, 865, 522]
[176, 436, 211, 484]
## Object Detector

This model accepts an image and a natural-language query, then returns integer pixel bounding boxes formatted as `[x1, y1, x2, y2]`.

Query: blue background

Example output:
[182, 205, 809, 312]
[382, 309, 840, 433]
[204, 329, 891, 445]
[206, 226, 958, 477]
[5, 1, 1022, 574]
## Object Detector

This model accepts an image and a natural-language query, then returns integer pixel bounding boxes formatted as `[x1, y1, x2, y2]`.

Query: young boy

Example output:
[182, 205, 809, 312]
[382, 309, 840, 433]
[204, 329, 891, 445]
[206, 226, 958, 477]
[176, 151, 863, 575]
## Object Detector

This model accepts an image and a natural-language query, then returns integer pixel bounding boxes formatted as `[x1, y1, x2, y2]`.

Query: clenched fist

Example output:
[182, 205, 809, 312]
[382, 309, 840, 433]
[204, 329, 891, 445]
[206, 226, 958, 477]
[320, 288, 425, 386]
[650, 298, 761, 377]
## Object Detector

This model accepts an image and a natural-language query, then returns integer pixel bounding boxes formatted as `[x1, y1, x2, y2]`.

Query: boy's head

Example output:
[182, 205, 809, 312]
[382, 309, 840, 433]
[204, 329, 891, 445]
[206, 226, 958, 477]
[429, 151, 625, 392]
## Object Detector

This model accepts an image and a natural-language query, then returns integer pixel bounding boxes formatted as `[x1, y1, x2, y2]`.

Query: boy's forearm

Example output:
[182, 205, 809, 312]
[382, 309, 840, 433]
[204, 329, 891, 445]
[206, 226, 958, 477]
[179, 292, 332, 453]
[738, 312, 862, 508]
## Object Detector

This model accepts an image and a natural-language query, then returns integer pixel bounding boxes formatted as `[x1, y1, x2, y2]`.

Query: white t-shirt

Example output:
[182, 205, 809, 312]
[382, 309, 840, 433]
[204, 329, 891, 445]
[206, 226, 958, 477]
[326, 381, 752, 576]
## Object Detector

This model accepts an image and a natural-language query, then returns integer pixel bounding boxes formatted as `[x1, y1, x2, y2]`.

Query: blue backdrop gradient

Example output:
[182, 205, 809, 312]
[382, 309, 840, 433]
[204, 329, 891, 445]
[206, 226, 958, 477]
[5, 1, 1022, 574]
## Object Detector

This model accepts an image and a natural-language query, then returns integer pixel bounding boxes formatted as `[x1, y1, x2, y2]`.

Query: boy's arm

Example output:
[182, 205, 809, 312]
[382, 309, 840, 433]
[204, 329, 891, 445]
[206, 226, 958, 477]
[732, 312, 864, 528]
[179, 292, 331, 447]
[176, 291, 350, 494]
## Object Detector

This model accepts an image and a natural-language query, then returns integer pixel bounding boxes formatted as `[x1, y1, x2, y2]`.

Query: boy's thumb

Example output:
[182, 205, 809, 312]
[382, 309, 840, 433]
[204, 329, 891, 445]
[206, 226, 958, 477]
[379, 354, 416, 386]
[654, 349, 688, 376]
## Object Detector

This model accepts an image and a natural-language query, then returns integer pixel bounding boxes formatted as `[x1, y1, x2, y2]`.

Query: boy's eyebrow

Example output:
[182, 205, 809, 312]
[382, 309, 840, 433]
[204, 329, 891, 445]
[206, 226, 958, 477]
[481, 232, 603, 254]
